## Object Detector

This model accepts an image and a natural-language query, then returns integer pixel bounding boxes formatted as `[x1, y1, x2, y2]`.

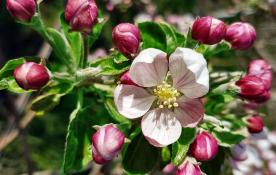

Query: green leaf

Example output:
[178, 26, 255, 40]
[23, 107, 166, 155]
[161, 147, 171, 163]
[123, 134, 159, 174]
[46, 28, 75, 69]
[158, 23, 178, 54]
[104, 98, 131, 124]
[138, 22, 167, 52]
[0, 57, 39, 79]
[203, 42, 231, 59]
[171, 128, 196, 166]
[88, 10, 106, 47]
[184, 28, 198, 48]
[212, 129, 246, 147]
[175, 32, 186, 47]
[89, 55, 131, 76]
[31, 82, 73, 114]
[60, 13, 83, 66]
[0, 77, 28, 93]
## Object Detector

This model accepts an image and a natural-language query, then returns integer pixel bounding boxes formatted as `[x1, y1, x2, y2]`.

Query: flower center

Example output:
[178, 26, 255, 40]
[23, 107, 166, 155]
[153, 81, 180, 109]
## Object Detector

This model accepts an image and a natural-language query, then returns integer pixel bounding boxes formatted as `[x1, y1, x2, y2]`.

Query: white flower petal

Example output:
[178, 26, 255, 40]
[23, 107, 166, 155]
[114, 84, 155, 119]
[129, 48, 168, 87]
[174, 96, 204, 128]
[169, 47, 209, 98]
[141, 109, 182, 147]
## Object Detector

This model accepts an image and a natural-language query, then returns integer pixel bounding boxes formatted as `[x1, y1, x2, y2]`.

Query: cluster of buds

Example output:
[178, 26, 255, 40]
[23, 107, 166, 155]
[6, 0, 36, 22]
[13, 62, 50, 90]
[112, 23, 141, 59]
[192, 16, 256, 50]
[91, 124, 125, 164]
[236, 59, 273, 103]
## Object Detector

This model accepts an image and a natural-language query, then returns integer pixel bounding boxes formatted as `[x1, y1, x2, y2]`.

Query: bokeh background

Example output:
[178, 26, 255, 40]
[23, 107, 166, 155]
[0, 0, 275, 174]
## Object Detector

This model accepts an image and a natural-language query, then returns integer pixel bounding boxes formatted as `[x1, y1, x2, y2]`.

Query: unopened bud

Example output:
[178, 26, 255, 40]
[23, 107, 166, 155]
[65, 0, 98, 33]
[6, 0, 36, 22]
[192, 16, 226, 45]
[190, 131, 218, 161]
[247, 115, 264, 134]
[119, 71, 138, 86]
[176, 159, 203, 175]
[91, 124, 125, 164]
[13, 62, 50, 90]
[225, 22, 256, 50]
[247, 59, 273, 90]
[112, 23, 141, 58]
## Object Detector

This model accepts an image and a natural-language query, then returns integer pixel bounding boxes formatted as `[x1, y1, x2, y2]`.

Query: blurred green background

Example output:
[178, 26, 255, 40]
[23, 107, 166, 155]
[0, 0, 275, 174]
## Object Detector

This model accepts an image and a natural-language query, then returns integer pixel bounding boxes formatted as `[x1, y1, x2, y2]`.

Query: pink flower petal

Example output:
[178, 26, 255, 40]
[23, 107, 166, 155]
[169, 48, 209, 98]
[114, 84, 155, 119]
[141, 109, 182, 147]
[129, 48, 168, 87]
[174, 96, 204, 128]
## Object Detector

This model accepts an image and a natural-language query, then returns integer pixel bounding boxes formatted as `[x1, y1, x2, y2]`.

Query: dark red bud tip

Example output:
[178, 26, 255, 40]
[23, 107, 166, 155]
[13, 62, 50, 90]
[225, 22, 256, 50]
[112, 23, 141, 59]
[65, 0, 99, 33]
[6, 0, 36, 22]
[236, 75, 268, 103]
[190, 131, 218, 161]
[119, 71, 138, 86]
[192, 16, 226, 45]
[247, 59, 273, 90]
[247, 115, 264, 133]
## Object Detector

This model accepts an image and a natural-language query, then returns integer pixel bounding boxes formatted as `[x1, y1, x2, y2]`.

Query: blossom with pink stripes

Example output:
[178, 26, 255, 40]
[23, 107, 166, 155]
[192, 16, 226, 45]
[65, 0, 98, 33]
[176, 158, 203, 175]
[114, 48, 209, 147]
[247, 59, 273, 90]
[6, 0, 36, 22]
[13, 62, 50, 90]
[225, 22, 256, 50]
[112, 23, 141, 58]
[91, 124, 125, 164]
[190, 131, 218, 161]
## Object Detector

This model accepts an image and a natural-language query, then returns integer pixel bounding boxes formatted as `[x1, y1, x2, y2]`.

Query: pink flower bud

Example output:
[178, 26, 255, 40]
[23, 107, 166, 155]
[190, 131, 218, 161]
[119, 71, 138, 86]
[192, 16, 226, 45]
[162, 163, 176, 174]
[247, 59, 273, 90]
[225, 22, 256, 50]
[13, 62, 50, 90]
[231, 143, 248, 161]
[6, 0, 36, 22]
[247, 115, 264, 133]
[91, 124, 125, 164]
[236, 75, 267, 102]
[176, 159, 202, 175]
[112, 23, 141, 58]
[65, 0, 98, 33]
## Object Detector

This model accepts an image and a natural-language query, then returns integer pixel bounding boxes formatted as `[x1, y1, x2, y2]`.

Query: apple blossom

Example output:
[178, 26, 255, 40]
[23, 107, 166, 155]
[91, 124, 125, 164]
[247, 115, 264, 134]
[190, 131, 218, 161]
[112, 23, 141, 58]
[6, 0, 36, 22]
[176, 159, 203, 175]
[192, 16, 226, 45]
[114, 48, 209, 147]
[13, 62, 50, 90]
[225, 22, 256, 50]
[65, 0, 98, 33]
[247, 59, 273, 90]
